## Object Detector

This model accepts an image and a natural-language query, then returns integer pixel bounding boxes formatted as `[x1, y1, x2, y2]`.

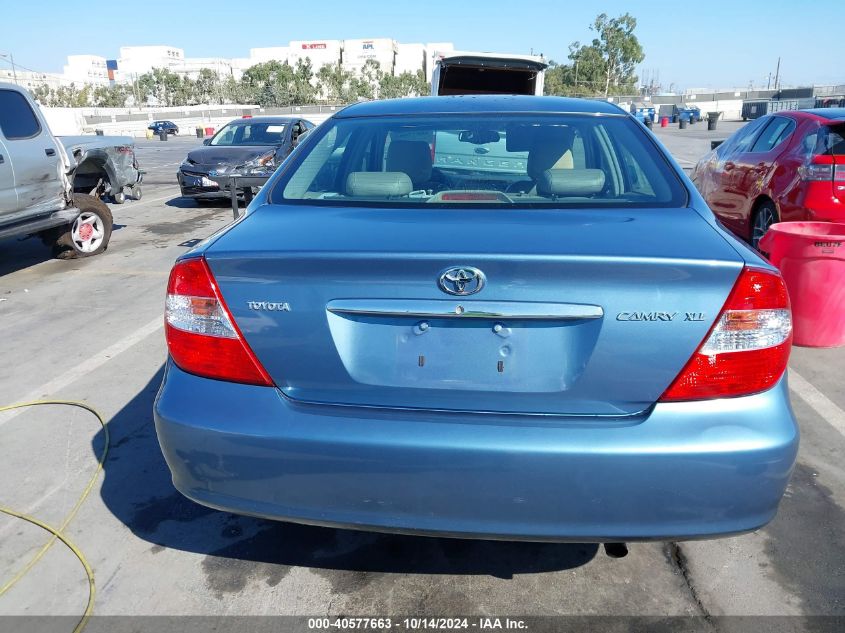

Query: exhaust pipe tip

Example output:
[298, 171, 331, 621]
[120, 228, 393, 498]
[604, 542, 629, 558]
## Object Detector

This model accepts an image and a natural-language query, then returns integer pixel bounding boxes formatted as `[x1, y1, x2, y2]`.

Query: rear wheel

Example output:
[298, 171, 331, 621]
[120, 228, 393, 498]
[112, 189, 126, 204]
[54, 194, 114, 258]
[751, 200, 778, 251]
[130, 184, 142, 200]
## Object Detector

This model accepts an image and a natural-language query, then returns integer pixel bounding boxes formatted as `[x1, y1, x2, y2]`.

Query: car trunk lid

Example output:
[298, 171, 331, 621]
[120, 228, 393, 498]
[205, 205, 743, 416]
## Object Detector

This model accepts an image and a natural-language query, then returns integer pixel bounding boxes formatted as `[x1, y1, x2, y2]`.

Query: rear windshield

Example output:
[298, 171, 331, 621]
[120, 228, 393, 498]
[274, 114, 686, 208]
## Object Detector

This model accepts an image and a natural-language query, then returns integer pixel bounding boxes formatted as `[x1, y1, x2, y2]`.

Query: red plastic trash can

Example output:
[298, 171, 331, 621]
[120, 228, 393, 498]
[204, 127, 215, 137]
[759, 222, 845, 347]
[660, 117, 669, 128]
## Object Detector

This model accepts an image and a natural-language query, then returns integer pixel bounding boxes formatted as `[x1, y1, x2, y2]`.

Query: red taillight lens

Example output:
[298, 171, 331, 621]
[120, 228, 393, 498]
[660, 267, 792, 402]
[165, 258, 273, 386]
[800, 155, 845, 182]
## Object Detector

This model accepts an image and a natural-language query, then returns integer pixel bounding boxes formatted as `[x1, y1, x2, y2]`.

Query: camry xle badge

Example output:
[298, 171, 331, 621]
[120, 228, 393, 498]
[617, 312, 707, 322]
[248, 301, 291, 312]
[438, 267, 485, 296]
[617, 312, 678, 321]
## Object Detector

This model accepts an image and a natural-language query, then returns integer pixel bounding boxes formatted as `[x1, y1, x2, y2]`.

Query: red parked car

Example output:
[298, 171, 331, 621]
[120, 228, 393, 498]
[692, 108, 845, 249]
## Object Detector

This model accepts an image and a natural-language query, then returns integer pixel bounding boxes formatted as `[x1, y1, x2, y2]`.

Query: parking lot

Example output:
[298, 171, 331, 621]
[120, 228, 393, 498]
[0, 127, 843, 626]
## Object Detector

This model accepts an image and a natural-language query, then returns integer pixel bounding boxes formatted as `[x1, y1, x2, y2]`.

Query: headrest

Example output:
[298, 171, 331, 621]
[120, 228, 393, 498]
[386, 140, 432, 186]
[536, 169, 606, 197]
[346, 172, 413, 197]
[527, 127, 576, 179]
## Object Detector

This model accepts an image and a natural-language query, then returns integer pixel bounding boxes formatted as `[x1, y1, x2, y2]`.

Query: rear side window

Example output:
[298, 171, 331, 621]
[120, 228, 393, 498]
[750, 117, 795, 153]
[821, 124, 845, 155]
[0, 89, 41, 140]
[276, 114, 686, 208]
[730, 116, 770, 155]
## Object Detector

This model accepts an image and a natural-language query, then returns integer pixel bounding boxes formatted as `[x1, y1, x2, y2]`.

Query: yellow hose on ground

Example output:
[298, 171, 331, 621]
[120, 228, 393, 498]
[0, 400, 109, 633]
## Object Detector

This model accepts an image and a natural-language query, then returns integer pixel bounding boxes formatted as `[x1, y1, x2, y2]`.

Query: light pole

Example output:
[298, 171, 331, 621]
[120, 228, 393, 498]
[0, 52, 18, 85]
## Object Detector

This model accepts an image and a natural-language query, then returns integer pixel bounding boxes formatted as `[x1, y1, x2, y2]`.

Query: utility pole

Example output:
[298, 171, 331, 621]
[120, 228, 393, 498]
[773, 57, 781, 91]
[0, 52, 18, 85]
[767, 73, 772, 90]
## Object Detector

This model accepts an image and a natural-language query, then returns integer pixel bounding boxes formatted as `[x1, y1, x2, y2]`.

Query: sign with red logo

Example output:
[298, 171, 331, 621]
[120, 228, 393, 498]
[302, 43, 327, 50]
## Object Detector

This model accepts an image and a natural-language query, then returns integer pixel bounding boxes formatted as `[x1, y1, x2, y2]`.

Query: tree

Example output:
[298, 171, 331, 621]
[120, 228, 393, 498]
[378, 69, 428, 99]
[544, 13, 644, 97]
[31, 84, 54, 106]
[317, 62, 354, 103]
[589, 13, 644, 97]
[91, 85, 129, 107]
[194, 68, 221, 105]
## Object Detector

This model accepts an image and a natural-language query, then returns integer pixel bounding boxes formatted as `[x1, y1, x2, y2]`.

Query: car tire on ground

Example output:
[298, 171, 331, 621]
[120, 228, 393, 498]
[112, 189, 126, 204]
[751, 200, 778, 251]
[131, 184, 142, 200]
[54, 194, 114, 259]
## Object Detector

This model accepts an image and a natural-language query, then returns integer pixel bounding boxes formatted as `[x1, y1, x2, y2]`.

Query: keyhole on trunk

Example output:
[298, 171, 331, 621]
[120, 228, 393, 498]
[497, 360, 504, 373]
[418, 355, 425, 367]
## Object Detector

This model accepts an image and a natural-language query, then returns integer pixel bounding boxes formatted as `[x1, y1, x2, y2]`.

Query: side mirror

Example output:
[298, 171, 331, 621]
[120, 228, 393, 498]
[202, 138, 211, 145]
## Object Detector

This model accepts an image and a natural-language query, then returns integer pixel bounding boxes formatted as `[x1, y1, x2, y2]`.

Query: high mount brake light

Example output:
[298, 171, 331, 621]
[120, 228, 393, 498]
[660, 267, 792, 402]
[165, 258, 273, 386]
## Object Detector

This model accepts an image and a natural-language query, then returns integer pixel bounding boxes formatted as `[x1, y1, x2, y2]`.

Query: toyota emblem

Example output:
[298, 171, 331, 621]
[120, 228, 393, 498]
[438, 267, 485, 296]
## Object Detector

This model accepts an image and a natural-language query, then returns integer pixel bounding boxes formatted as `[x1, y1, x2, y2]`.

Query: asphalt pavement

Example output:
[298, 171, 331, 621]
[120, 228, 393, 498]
[0, 130, 843, 627]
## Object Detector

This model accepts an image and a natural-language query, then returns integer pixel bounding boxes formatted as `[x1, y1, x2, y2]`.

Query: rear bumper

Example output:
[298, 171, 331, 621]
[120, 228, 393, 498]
[154, 362, 798, 541]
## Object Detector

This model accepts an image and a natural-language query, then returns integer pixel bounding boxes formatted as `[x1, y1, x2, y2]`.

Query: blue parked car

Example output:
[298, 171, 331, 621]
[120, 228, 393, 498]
[148, 120, 179, 135]
[154, 95, 798, 542]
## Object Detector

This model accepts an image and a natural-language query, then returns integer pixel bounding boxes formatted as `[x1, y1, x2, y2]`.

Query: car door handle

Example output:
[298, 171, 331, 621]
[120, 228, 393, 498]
[0, 154, 4, 164]
[45, 148, 56, 156]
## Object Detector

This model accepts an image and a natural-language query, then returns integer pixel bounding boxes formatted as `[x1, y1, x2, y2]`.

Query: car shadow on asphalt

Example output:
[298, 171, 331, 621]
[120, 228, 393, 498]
[0, 236, 53, 277]
[165, 196, 243, 209]
[94, 369, 599, 581]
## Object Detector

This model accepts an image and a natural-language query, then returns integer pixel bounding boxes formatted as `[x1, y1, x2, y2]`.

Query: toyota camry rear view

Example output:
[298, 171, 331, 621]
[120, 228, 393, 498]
[154, 95, 798, 541]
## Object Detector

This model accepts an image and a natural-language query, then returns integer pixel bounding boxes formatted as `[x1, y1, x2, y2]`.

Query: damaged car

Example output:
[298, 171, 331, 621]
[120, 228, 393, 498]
[177, 116, 313, 204]
[0, 82, 140, 257]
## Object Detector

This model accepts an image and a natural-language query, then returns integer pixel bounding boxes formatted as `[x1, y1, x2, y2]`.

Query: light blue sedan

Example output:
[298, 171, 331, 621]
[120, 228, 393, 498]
[154, 96, 798, 542]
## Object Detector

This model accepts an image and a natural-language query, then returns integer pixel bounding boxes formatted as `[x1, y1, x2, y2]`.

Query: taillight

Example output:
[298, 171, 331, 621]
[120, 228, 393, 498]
[660, 267, 792, 402]
[800, 155, 845, 182]
[165, 257, 273, 386]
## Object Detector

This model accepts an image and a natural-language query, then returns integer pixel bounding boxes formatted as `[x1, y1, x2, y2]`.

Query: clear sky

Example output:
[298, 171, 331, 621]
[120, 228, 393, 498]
[1, 0, 841, 90]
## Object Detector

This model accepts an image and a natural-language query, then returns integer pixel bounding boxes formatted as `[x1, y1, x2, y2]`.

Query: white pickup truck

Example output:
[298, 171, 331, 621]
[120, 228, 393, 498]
[0, 82, 142, 258]
[430, 50, 548, 96]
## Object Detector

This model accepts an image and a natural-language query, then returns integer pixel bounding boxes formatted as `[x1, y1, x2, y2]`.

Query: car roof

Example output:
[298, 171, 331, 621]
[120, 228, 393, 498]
[335, 95, 627, 118]
[775, 108, 845, 123]
[799, 108, 845, 122]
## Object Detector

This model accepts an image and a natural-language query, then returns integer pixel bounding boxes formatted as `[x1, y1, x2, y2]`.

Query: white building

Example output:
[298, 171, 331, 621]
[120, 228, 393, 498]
[248, 47, 292, 65]
[1, 68, 65, 91]
[342, 38, 395, 75]
[63, 55, 110, 86]
[230, 58, 254, 80]
[170, 57, 234, 80]
[55, 38, 448, 90]
[117, 45, 184, 77]
[288, 40, 342, 70]
[395, 43, 426, 76]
